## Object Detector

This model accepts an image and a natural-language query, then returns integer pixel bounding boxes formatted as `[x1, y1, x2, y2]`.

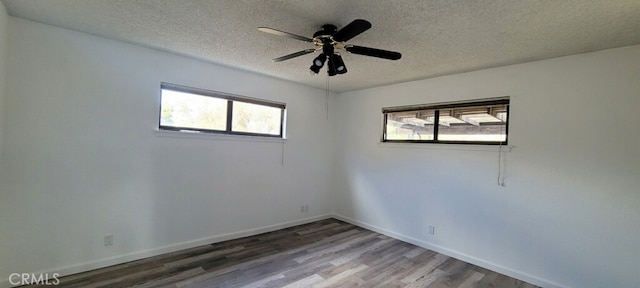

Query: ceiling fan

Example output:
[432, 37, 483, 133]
[258, 19, 402, 76]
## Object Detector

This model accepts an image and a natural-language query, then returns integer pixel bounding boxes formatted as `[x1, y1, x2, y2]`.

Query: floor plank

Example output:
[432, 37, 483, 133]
[24, 218, 539, 288]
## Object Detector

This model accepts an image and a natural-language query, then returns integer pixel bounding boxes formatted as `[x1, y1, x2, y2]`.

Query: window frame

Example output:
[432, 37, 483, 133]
[382, 97, 509, 145]
[159, 82, 286, 138]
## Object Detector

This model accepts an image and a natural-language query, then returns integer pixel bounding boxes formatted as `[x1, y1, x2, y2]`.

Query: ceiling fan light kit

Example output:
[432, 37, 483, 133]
[332, 54, 347, 74]
[259, 19, 401, 77]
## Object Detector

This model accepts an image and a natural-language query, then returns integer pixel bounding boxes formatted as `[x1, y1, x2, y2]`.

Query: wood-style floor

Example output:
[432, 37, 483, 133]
[24, 219, 539, 288]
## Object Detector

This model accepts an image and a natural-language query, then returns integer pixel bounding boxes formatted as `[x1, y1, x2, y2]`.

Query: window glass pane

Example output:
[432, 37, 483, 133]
[160, 89, 227, 131]
[231, 101, 282, 135]
[385, 110, 435, 140]
[383, 99, 508, 144]
[437, 105, 507, 142]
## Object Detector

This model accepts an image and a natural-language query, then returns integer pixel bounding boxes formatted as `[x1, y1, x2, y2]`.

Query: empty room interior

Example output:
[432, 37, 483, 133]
[1, 1, 639, 288]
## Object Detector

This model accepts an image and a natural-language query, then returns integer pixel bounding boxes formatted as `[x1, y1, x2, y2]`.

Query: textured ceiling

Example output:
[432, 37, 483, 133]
[2, 0, 640, 92]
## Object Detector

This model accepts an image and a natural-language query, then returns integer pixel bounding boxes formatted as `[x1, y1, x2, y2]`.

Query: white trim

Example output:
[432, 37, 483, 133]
[378, 142, 515, 152]
[331, 213, 565, 288]
[0, 214, 331, 288]
[1, 213, 562, 288]
[154, 129, 287, 143]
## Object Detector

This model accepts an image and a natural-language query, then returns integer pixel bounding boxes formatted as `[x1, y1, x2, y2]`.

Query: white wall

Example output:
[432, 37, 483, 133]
[3, 10, 640, 288]
[0, 4, 8, 283]
[0, 17, 337, 285]
[0, 0, 8, 160]
[334, 45, 640, 288]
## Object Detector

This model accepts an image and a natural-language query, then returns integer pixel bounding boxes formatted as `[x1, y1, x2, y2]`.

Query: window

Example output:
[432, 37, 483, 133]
[159, 83, 285, 138]
[383, 98, 509, 145]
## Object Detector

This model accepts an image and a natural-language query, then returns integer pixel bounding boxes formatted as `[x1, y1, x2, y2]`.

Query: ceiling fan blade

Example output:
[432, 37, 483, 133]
[272, 49, 316, 62]
[345, 45, 402, 60]
[332, 19, 372, 42]
[258, 27, 314, 42]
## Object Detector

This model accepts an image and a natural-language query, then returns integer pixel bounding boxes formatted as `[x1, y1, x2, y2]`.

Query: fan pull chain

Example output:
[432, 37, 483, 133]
[325, 75, 330, 120]
[281, 140, 285, 166]
[497, 143, 505, 187]
[497, 104, 508, 187]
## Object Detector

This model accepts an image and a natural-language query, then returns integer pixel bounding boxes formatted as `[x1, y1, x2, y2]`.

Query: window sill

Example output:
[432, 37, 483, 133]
[154, 129, 286, 143]
[378, 141, 514, 152]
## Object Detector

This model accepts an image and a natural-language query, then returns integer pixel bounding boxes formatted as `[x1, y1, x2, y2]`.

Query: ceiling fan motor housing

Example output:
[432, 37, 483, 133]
[313, 24, 337, 38]
[322, 39, 335, 55]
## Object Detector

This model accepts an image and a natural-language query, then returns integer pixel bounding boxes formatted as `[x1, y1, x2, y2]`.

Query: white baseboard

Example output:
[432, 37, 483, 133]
[331, 213, 565, 288]
[2, 213, 563, 288]
[0, 214, 332, 288]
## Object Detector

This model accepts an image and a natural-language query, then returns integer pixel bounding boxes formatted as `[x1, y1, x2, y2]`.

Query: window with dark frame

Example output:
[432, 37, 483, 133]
[382, 98, 509, 145]
[159, 83, 285, 138]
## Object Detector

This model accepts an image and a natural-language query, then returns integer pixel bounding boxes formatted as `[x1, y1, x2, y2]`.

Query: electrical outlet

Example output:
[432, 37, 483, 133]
[300, 205, 305, 213]
[104, 234, 114, 247]
[428, 225, 436, 235]
[304, 205, 309, 213]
